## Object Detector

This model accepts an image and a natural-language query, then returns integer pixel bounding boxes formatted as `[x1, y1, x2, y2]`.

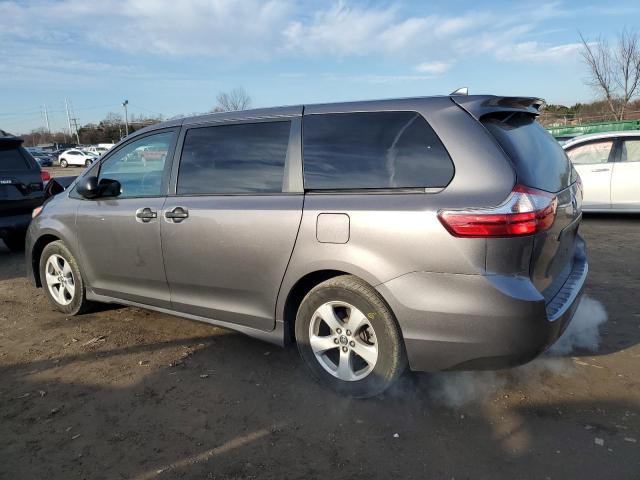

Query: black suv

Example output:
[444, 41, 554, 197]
[0, 131, 48, 251]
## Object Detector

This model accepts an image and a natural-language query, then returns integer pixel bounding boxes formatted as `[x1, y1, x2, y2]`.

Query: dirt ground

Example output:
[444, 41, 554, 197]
[1, 215, 639, 479]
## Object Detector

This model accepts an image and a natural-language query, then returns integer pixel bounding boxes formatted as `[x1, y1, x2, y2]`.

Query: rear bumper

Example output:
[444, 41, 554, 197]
[377, 238, 588, 372]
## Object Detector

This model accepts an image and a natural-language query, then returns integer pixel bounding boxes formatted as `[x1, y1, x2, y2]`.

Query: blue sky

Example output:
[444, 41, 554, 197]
[1, 0, 639, 134]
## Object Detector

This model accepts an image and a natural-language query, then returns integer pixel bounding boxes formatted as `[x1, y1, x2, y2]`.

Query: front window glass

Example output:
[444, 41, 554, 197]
[99, 131, 173, 198]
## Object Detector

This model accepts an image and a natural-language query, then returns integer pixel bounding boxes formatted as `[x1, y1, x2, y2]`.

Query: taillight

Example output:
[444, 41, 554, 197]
[40, 170, 51, 182]
[438, 185, 558, 237]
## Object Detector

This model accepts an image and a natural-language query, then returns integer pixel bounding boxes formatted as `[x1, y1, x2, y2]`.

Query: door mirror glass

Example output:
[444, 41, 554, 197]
[77, 176, 121, 199]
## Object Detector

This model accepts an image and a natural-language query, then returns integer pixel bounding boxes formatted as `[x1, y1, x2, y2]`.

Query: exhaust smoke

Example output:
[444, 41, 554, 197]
[428, 295, 607, 408]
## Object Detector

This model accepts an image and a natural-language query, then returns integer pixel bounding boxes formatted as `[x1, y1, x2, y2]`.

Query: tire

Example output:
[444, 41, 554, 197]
[60, 159, 68, 168]
[295, 275, 407, 398]
[85, 159, 92, 167]
[3, 231, 26, 252]
[39, 241, 93, 315]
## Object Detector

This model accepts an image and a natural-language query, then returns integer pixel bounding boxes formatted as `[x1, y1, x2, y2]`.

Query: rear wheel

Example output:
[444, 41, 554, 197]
[2, 231, 26, 252]
[39, 241, 93, 315]
[85, 159, 92, 167]
[60, 159, 68, 168]
[295, 275, 407, 398]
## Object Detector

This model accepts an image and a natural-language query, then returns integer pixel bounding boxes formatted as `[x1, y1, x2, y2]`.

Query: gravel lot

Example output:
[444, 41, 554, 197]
[1, 215, 639, 479]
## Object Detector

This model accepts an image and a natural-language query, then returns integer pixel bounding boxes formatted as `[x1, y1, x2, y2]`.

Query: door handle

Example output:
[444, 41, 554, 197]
[590, 168, 610, 172]
[135, 207, 157, 223]
[165, 206, 189, 223]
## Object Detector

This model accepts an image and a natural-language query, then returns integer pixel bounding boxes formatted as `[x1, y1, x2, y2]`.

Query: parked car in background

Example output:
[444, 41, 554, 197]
[1, 133, 49, 251]
[85, 145, 112, 156]
[26, 95, 586, 397]
[58, 149, 98, 168]
[563, 131, 640, 212]
[29, 151, 54, 167]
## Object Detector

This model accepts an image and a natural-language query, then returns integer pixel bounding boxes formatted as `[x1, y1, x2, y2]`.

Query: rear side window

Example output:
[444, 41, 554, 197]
[178, 121, 291, 194]
[303, 111, 454, 190]
[621, 139, 640, 162]
[482, 113, 571, 193]
[0, 145, 29, 171]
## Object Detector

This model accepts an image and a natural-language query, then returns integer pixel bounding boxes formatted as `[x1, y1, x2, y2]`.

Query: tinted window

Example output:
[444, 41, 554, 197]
[303, 112, 453, 190]
[566, 140, 613, 165]
[483, 113, 572, 192]
[621, 139, 640, 162]
[0, 145, 29, 171]
[99, 131, 174, 198]
[178, 121, 291, 194]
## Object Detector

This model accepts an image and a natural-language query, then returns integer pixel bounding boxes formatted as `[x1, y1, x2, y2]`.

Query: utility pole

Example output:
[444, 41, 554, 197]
[122, 99, 129, 136]
[71, 118, 80, 144]
[43, 104, 51, 135]
[64, 98, 73, 141]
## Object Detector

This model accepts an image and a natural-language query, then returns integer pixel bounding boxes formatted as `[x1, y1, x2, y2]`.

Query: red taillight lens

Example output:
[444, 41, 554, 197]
[40, 170, 51, 182]
[438, 185, 557, 237]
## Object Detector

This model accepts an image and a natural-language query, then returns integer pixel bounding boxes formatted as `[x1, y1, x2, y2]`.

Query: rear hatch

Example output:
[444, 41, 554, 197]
[453, 96, 582, 302]
[0, 138, 45, 221]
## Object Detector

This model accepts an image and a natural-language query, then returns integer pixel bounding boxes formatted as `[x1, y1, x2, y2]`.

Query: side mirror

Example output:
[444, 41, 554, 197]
[77, 176, 121, 199]
[76, 176, 100, 199]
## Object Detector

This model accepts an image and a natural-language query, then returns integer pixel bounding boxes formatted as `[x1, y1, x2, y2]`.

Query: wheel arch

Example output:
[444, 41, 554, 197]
[31, 233, 61, 287]
[280, 269, 396, 345]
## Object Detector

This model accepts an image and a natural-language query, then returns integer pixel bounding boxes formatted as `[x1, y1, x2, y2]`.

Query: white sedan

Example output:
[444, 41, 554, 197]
[58, 149, 98, 168]
[563, 131, 640, 212]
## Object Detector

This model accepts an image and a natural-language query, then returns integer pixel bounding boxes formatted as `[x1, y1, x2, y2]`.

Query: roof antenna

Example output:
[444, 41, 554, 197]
[450, 87, 468, 96]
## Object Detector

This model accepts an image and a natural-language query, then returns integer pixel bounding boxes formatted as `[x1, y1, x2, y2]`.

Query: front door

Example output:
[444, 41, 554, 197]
[611, 138, 640, 209]
[566, 139, 615, 209]
[161, 119, 303, 330]
[75, 130, 177, 307]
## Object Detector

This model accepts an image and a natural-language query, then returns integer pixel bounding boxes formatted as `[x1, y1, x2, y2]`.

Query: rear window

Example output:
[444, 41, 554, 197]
[482, 113, 571, 193]
[0, 145, 30, 171]
[303, 111, 454, 190]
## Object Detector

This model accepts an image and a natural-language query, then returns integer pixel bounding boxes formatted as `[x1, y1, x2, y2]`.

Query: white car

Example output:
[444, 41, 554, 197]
[563, 131, 640, 212]
[58, 149, 99, 168]
[85, 145, 111, 156]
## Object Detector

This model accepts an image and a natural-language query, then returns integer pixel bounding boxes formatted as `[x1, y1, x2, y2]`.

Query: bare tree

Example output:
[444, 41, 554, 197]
[213, 87, 252, 112]
[580, 29, 640, 120]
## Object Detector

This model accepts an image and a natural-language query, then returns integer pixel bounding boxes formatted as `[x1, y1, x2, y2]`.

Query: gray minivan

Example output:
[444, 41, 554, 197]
[26, 95, 587, 397]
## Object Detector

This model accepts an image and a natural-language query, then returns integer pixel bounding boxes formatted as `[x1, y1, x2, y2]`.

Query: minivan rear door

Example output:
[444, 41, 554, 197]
[162, 111, 304, 331]
[452, 96, 581, 303]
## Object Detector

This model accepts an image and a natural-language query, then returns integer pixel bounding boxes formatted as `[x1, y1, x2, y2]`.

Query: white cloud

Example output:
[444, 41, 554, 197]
[0, 0, 578, 63]
[415, 61, 454, 75]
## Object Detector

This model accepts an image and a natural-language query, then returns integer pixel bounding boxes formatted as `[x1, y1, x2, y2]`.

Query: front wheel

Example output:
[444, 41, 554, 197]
[85, 159, 92, 167]
[295, 275, 407, 398]
[39, 241, 93, 315]
[60, 159, 68, 168]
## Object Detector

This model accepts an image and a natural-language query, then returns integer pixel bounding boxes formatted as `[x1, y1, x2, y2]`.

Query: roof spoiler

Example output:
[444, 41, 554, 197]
[450, 95, 543, 119]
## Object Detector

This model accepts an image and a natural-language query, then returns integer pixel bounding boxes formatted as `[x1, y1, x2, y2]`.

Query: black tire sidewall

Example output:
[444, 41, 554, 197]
[39, 241, 87, 315]
[296, 281, 404, 398]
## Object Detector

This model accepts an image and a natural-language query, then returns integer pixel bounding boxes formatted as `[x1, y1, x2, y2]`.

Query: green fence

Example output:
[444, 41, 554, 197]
[547, 119, 640, 138]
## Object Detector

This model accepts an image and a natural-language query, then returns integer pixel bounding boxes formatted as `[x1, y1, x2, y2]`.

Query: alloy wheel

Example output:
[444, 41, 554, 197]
[45, 254, 75, 306]
[308, 301, 378, 381]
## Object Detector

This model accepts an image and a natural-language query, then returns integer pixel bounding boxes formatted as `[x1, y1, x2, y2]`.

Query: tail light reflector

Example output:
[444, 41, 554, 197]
[438, 185, 557, 237]
[40, 170, 51, 182]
